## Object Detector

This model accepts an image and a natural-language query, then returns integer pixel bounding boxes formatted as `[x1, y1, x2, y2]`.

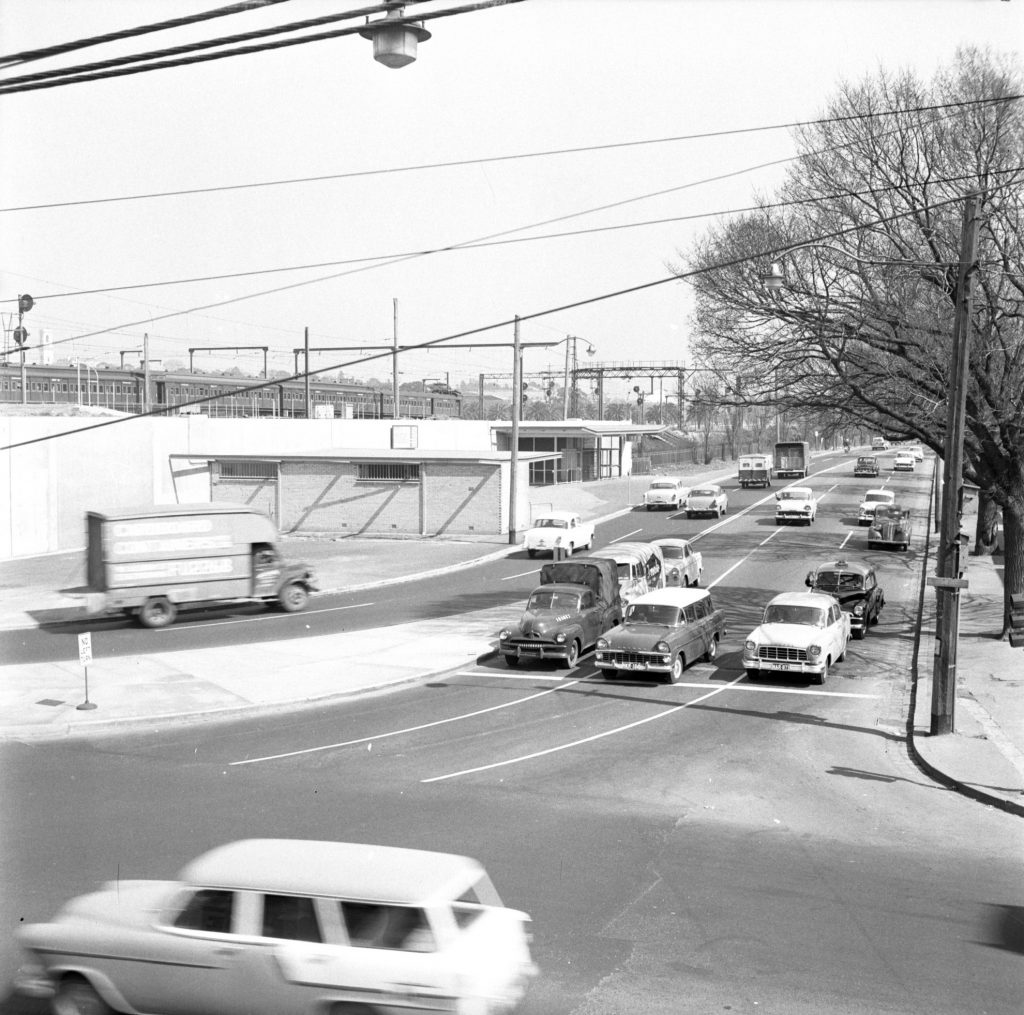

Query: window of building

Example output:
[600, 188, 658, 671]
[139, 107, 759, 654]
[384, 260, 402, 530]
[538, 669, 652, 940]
[218, 461, 277, 480]
[357, 462, 420, 483]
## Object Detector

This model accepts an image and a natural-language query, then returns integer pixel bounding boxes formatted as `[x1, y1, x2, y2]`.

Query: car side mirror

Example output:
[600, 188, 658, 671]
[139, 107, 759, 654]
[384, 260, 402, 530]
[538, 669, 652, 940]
[805, 573, 814, 587]
[774, 493, 781, 501]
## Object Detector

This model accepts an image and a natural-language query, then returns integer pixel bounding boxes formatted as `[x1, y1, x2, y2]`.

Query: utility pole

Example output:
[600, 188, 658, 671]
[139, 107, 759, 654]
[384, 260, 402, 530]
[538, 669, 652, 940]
[392, 299, 400, 419]
[143, 333, 150, 413]
[304, 326, 311, 420]
[931, 193, 981, 735]
[509, 316, 521, 545]
[562, 337, 572, 420]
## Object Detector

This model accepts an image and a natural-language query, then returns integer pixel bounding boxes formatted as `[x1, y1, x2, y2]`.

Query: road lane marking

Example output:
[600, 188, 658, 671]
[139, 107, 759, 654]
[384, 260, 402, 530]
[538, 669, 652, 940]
[705, 528, 783, 588]
[175, 601, 374, 630]
[503, 568, 540, 581]
[229, 677, 586, 766]
[420, 675, 747, 783]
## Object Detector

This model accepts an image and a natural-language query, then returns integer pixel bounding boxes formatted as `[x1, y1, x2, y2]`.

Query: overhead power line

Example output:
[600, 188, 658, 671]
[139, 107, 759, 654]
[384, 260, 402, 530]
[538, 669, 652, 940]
[1, 94, 1018, 214]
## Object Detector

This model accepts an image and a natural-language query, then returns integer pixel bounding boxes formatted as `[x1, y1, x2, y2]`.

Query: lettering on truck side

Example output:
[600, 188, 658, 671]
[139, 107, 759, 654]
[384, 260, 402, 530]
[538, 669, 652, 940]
[110, 558, 241, 582]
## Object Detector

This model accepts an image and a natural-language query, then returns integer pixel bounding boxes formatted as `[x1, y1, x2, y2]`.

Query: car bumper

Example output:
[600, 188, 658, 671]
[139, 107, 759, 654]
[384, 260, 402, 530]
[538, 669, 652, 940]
[501, 642, 574, 662]
[744, 658, 825, 675]
[594, 653, 671, 674]
[776, 513, 812, 523]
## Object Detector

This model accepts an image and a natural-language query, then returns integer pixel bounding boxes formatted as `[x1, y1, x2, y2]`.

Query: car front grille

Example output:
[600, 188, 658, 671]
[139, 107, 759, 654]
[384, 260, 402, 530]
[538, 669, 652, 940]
[601, 650, 662, 666]
[757, 645, 808, 662]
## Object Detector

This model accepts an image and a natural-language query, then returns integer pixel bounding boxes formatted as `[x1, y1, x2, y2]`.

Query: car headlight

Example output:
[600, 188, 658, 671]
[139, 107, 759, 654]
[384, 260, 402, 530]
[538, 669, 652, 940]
[807, 644, 822, 660]
[669, 567, 680, 581]
[596, 638, 609, 650]
[743, 639, 757, 657]
[655, 641, 670, 653]
[853, 604, 865, 616]
[499, 629, 511, 641]
[803, 505, 812, 512]
[555, 633, 566, 644]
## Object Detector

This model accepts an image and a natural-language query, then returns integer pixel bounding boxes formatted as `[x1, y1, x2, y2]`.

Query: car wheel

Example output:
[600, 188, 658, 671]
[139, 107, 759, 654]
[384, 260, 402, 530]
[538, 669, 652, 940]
[53, 978, 113, 1015]
[278, 582, 309, 612]
[745, 668, 760, 682]
[837, 643, 847, 663]
[646, 504, 653, 511]
[561, 640, 580, 669]
[853, 627, 866, 640]
[504, 654, 520, 668]
[527, 549, 536, 559]
[668, 654, 684, 683]
[812, 660, 829, 685]
[138, 596, 177, 629]
[704, 636, 718, 663]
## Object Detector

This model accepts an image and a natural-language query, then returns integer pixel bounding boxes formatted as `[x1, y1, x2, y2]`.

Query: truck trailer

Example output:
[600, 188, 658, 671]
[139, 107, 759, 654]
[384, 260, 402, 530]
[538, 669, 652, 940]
[773, 441, 810, 479]
[80, 504, 317, 628]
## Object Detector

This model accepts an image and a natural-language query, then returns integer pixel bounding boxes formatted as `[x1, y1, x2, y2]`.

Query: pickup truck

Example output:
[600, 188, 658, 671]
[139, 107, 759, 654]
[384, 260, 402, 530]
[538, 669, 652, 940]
[498, 557, 622, 668]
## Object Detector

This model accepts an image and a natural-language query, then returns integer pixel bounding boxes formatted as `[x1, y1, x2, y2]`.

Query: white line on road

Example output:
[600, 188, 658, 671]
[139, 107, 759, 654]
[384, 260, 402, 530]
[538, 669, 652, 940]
[176, 601, 375, 630]
[229, 677, 586, 766]
[420, 676, 747, 783]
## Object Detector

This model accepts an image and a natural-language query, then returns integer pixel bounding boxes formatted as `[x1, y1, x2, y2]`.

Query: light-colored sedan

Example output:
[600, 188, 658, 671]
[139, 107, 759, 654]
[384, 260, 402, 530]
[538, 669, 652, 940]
[892, 452, 916, 471]
[15, 839, 538, 1015]
[643, 476, 688, 510]
[683, 484, 728, 518]
[522, 510, 594, 558]
[743, 591, 851, 684]
[775, 486, 817, 525]
[858, 488, 896, 524]
[652, 537, 703, 587]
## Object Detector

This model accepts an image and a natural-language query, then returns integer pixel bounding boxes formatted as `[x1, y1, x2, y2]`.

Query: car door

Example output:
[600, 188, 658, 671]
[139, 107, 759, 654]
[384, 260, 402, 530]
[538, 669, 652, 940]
[577, 589, 601, 646]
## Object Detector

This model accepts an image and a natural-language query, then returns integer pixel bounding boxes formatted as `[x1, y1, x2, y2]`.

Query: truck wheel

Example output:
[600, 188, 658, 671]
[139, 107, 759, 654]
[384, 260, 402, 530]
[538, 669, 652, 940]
[561, 640, 580, 669]
[278, 582, 309, 612]
[53, 976, 113, 1015]
[138, 597, 177, 628]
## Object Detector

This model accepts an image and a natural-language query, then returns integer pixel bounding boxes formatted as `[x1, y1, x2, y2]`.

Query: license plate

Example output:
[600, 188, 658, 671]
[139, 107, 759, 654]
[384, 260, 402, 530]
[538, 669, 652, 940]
[621, 661, 645, 670]
[765, 662, 793, 671]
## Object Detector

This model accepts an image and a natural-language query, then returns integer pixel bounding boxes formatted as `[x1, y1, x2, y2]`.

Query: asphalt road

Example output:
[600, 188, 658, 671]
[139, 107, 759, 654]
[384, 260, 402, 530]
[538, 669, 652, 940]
[3, 457, 1022, 1014]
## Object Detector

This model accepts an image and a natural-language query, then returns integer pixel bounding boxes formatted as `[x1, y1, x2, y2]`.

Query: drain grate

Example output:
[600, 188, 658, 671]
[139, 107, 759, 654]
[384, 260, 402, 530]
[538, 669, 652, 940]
[37, 699, 65, 707]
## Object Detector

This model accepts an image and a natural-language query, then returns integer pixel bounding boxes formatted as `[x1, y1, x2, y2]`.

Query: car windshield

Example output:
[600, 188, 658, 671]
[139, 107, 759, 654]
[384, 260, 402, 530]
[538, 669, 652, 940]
[874, 507, 903, 520]
[764, 604, 827, 627]
[814, 571, 863, 591]
[690, 488, 716, 497]
[649, 482, 676, 490]
[527, 591, 581, 611]
[626, 604, 680, 625]
[858, 458, 875, 464]
[658, 545, 686, 559]
[534, 518, 568, 529]
[865, 493, 891, 503]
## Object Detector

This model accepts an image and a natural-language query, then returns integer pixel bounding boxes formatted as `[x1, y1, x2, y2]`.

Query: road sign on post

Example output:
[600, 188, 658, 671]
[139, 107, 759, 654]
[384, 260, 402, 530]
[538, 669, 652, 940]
[77, 632, 97, 710]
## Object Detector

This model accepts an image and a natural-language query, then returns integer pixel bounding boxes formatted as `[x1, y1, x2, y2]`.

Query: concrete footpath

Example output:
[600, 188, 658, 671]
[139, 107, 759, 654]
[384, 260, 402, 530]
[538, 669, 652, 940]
[1, 460, 1021, 817]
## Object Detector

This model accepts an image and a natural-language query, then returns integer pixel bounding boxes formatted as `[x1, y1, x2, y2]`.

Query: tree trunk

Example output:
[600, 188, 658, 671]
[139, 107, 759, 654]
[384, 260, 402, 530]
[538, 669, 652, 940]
[974, 490, 1002, 556]
[1001, 495, 1024, 640]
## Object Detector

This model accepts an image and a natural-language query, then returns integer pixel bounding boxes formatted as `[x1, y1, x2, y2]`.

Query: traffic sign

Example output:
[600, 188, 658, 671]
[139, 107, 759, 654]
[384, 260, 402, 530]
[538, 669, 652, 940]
[926, 576, 968, 589]
[78, 632, 93, 665]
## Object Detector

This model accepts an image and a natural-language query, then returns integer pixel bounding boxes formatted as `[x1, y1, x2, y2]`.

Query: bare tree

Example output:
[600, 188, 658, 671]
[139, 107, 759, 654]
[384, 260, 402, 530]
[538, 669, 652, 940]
[683, 48, 1023, 636]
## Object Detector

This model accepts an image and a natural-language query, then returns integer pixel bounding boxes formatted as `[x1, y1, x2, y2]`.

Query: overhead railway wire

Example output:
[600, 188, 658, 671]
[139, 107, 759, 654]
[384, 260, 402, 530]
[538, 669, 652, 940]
[1, 95, 1018, 214]
[0, 193, 981, 453]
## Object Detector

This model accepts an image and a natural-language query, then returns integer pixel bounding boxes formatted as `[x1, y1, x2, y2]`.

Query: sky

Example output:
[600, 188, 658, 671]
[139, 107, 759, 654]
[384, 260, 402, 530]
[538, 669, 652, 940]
[1, 0, 1021, 402]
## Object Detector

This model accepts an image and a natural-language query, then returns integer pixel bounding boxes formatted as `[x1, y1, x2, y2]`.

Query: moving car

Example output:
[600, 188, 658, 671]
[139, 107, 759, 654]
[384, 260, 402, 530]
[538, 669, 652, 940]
[871, 437, 889, 451]
[858, 488, 896, 524]
[594, 587, 726, 682]
[522, 510, 594, 559]
[742, 591, 851, 684]
[892, 452, 916, 472]
[868, 504, 914, 550]
[499, 556, 622, 668]
[907, 444, 925, 461]
[651, 537, 703, 588]
[854, 455, 879, 477]
[588, 541, 665, 605]
[14, 839, 538, 1015]
[775, 486, 817, 525]
[805, 558, 885, 639]
[642, 476, 688, 510]
[683, 484, 728, 518]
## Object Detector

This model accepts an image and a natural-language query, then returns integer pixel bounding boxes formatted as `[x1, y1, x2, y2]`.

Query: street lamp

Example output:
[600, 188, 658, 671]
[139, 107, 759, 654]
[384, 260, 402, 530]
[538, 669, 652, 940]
[360, 2, 431, 68]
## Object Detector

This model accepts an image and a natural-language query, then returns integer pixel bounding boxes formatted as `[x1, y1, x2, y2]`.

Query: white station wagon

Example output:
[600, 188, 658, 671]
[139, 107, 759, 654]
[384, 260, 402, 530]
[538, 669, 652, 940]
[15, 839, 538, 1015]
[522, 510, 594, 558]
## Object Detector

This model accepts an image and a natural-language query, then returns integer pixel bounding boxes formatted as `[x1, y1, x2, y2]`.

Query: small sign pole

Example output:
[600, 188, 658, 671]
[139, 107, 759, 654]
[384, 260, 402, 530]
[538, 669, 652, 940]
[77, 632, 97, 711]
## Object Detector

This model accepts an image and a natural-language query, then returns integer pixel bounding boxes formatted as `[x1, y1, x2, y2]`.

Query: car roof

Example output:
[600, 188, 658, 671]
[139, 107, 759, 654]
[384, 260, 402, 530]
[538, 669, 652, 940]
[812, 559, 872, 575]
[651, 537, 693, 549]
[590, 541, 661, 561]
[863, 488, 893, 496]
[529, 510, 580, 523]
[647, 476, 683, 483]
[857, 456, 876, 461]
[180, 840, 484, 904]
[783, 486, 813, 495]
[688, 485, 721, 493]
[766, 592, 836, 608]
[629, 588, 710, 608]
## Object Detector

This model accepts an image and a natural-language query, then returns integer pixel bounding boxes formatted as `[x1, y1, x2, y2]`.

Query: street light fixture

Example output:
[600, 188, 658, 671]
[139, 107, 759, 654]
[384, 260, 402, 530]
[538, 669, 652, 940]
[360, 2, 431, 68]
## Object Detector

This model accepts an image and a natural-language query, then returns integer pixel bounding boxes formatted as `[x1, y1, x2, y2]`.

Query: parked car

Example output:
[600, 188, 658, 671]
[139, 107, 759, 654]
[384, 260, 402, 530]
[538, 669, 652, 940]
[857, 488, 896, 524]
[868, 504, 914, 551]
[892, 452, 916, 472]
[804, 558, 885, 639]
[683, 484, 728, 518]
[642, 476, 688, 511]
[651, 537, 703, 588]
[594, 587, 726, 682]
[742, 591, 851, 684]
[854, 456, 879, 477]
[522, 510, 594, 559]
[498, 556, 622, 667]
[588, 541, 665, 605]
[775, 486, 817, 525]
[14, 839, 538, 1015]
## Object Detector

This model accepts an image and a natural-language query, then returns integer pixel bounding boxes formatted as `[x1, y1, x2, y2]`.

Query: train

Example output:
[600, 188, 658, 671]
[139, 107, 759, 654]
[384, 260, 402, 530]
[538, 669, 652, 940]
[0, 362, 463, 419]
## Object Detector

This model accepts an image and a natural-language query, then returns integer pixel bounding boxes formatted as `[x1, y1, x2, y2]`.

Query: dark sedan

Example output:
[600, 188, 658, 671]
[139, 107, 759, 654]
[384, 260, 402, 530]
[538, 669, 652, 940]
[805, 558, 885, 639]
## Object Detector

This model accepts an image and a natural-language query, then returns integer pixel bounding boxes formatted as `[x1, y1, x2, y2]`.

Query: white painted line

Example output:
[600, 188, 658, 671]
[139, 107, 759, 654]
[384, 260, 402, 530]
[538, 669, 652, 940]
[612, 528, 644, 542]
[421, 676, 746, 783]
[502, 568, 540, 581]
[706, 528, 783, 588]
[840, 531, 853, 549]
[176, 602, 374, 630]
[229, 677, 585, 766]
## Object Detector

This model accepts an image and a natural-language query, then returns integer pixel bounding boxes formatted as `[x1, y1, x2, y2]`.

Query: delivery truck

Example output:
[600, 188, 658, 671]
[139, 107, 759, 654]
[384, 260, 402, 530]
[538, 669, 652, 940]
[80, 505, 318, 628]
[738, 453, 773, 487]
[773, 441, 810, 479]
